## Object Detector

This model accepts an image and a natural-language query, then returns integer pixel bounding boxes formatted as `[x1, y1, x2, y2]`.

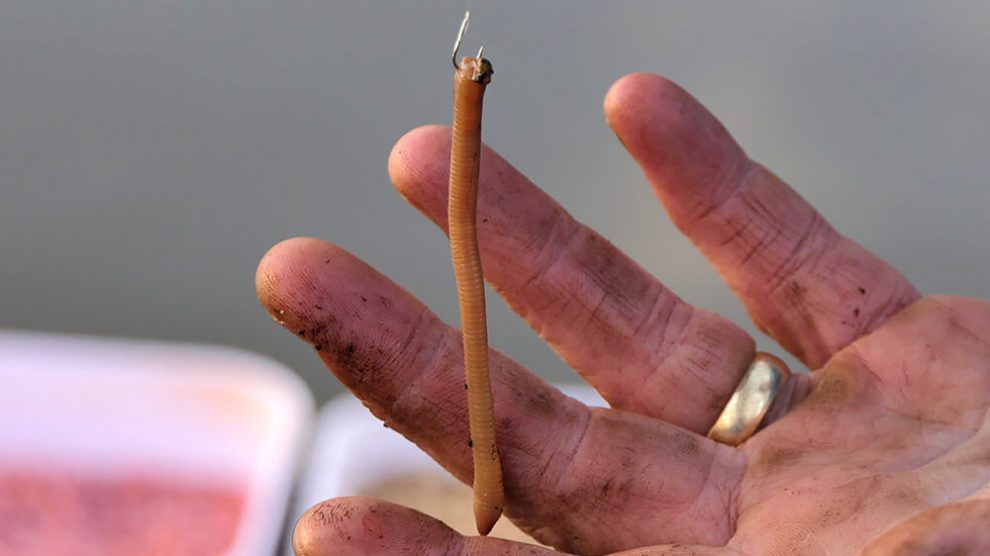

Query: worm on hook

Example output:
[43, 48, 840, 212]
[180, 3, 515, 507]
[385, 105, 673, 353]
[448, 10, 502, 536]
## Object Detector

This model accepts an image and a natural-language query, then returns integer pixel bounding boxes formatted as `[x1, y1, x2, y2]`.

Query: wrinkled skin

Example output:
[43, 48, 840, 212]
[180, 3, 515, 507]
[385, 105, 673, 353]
[256, 73, 990, 555]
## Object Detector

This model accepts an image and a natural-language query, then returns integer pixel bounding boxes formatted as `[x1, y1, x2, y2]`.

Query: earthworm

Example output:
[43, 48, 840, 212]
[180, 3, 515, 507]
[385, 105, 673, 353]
[448, 12, 502, 536]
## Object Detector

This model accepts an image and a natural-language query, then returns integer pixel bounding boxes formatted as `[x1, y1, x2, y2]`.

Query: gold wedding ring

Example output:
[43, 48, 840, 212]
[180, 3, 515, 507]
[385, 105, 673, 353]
[707, 352, 791, 446]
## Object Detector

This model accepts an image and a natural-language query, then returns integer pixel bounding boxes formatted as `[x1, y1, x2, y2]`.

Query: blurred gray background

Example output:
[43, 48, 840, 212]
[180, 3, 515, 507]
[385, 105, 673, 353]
[2, 1, 988, 404]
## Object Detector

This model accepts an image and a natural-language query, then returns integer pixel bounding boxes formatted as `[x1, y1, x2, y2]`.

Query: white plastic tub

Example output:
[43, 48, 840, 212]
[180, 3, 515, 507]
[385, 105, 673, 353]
[0, 330, 313, 556]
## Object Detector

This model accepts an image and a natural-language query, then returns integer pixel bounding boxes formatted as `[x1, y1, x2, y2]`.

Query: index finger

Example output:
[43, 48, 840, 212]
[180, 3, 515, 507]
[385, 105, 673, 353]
[256, 237, 744, 553]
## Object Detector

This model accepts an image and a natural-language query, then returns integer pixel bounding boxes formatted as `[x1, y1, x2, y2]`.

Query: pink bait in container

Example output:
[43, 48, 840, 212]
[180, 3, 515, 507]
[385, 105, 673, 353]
[0, 330, 313, 556]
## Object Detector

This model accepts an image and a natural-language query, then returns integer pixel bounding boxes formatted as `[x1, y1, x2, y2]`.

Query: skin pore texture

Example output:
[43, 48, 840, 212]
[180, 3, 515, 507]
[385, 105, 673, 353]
[448, 54, 503, 535]
[257, 73, 990, 555]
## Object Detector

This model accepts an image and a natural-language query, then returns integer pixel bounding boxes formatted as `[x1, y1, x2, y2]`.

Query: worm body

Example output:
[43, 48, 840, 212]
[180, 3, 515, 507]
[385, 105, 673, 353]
[449, 55, 502, 536]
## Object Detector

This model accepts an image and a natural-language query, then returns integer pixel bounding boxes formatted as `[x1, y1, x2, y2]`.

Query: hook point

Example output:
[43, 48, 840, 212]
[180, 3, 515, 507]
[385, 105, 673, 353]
[452, 11, 470, 69]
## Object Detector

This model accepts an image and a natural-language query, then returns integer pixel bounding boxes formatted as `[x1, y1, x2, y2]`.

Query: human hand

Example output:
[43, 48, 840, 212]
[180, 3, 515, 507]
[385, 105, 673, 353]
[256, 73, 990, 555]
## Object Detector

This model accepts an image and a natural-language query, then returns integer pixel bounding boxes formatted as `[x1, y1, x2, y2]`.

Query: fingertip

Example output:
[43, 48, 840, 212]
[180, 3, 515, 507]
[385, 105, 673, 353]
[388, 125, 446, 185]
[255, 237, 347, 328]
[604, 73, 690, 143]
[292, 497, 462, 556]
[605, 72, 671, 125]
[290, 499, 326, 556]
[603, 72, 747, 224]
[605, 71, 742, 169]
[291, 498, 354, 556]
[388, 125, 452, 220]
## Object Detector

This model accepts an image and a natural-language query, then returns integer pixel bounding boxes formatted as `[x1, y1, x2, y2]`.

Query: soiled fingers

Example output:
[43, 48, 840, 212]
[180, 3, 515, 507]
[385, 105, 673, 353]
[293, 498, 739, 556]
[292, 497, 557, 556]
[390, 125, 755, 433]
[605, 73, 920, 369]
[256, 238, 744, 553]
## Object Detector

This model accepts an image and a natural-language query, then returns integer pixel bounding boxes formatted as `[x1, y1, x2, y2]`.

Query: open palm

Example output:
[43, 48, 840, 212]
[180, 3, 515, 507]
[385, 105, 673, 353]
[257, 73, 990, 555]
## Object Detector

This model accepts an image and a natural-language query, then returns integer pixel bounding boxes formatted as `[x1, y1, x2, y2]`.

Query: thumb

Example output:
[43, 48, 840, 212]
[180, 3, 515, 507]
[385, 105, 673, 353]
[860, 499, 990, 555]
[291, 497, 560, 555]
[292, 497, 739, 555]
